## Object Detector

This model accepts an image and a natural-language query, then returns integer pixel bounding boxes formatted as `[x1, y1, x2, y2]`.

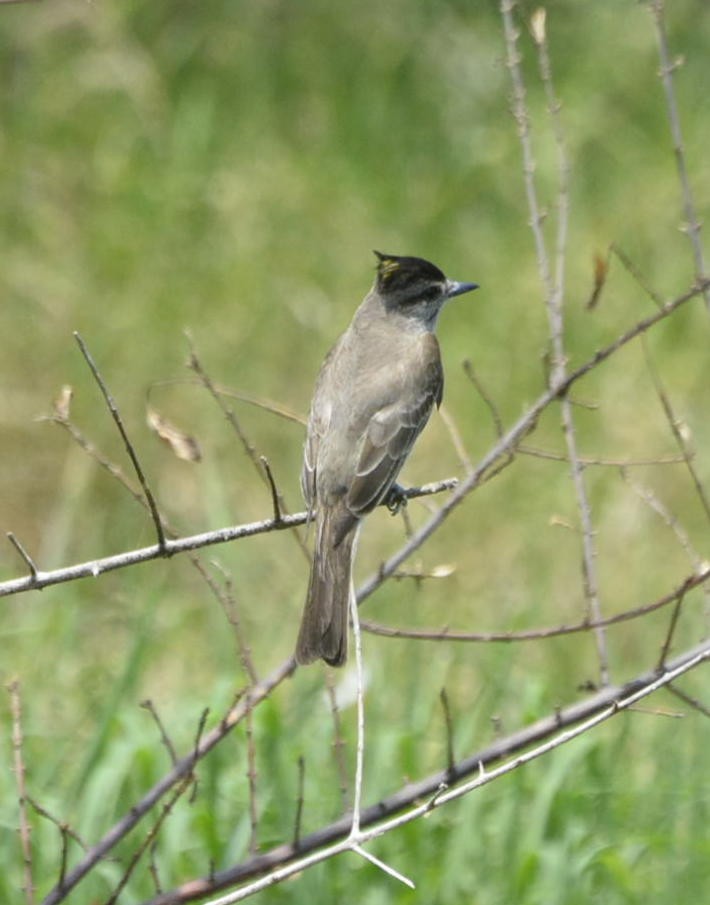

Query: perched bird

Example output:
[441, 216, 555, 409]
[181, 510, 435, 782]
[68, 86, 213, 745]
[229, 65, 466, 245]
[296, 252, 478, 666]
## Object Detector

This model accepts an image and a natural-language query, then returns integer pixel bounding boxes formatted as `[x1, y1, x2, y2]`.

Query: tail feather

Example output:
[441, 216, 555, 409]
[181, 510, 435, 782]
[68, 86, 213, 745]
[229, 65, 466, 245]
[296, 508, 356, 667]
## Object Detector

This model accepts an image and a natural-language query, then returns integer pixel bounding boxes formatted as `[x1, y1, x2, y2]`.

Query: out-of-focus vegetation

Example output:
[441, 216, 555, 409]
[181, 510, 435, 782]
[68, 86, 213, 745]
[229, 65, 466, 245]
[1, 1, 709, 902]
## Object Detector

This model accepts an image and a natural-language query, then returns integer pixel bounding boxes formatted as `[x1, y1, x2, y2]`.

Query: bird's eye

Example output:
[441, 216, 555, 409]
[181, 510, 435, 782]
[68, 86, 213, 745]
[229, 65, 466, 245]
[421, 285, 441, 302]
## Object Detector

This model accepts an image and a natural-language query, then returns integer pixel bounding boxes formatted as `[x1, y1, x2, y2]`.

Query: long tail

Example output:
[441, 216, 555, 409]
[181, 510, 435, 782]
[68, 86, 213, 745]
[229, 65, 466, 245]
[295, 507, 356, 667]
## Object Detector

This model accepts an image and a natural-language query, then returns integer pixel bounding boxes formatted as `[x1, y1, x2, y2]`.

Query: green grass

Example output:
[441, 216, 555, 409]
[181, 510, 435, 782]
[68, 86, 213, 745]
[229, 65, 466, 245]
[2, 0, 710, 902]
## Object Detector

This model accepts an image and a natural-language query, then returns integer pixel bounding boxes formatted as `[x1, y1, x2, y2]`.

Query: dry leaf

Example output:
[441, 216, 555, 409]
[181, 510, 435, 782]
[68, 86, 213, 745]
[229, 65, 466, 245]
[53, 385, 73, 421]
[146, 407, 202, 463]
[586, 250, 610, 310]
[530, 8, 546, 45]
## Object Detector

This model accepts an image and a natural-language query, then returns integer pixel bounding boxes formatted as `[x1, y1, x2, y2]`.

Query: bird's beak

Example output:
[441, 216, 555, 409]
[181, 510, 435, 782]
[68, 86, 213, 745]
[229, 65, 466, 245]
[446, 280, 479, 299]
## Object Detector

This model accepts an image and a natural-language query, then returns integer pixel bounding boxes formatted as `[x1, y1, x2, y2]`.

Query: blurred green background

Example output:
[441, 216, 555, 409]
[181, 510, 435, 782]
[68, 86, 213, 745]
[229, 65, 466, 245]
[2, 0, 710, 902]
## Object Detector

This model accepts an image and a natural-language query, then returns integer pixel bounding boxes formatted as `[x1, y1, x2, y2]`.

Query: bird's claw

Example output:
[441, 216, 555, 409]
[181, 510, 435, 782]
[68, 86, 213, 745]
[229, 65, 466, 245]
[385, 483, 408, 515]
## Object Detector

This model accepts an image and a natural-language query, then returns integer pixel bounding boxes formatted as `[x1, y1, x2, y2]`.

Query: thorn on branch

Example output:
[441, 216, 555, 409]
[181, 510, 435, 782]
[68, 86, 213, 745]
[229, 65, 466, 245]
[260, 456, 282, 523]
[7, 533, 39, 581]
[439, 688, 456, 778]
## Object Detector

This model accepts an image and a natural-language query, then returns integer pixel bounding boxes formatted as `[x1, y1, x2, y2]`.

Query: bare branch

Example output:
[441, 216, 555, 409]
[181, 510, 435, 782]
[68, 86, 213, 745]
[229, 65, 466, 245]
[259, 456, 283, 524]
[141, 700, 179, 768]
[649, 0, 710, 312]
[0, 478, 459, 600]
[325, 674, 349, 810]
[511, 0, 608, 683]
[7, 680, 35, 905]
[292, 756, 306, 850]
[610, 243, 665, 309]
[361, 565, 710, 643]
[437, 403, 473, 475]
[642, 338, 710, 524]
[462, 359, 504, 441]
[74, 332, 167, 550]
[657, 589, 685, 670]
[6, 532, 38, 580]
[439, 688, 456, 776]
[26, 797, 89, 892]
[245, 702, 259, 855]
[520, 444, 685, 468]
[186, 337, 309, 560]
[666, 683, 710, 719]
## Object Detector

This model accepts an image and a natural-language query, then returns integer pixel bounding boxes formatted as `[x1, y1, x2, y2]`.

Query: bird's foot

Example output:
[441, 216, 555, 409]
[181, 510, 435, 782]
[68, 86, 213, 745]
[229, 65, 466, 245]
[385, 483, 408, 515]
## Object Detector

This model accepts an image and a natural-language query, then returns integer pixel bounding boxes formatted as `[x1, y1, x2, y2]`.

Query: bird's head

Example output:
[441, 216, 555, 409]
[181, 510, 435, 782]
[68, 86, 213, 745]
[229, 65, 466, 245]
[373, 251, 478, 327]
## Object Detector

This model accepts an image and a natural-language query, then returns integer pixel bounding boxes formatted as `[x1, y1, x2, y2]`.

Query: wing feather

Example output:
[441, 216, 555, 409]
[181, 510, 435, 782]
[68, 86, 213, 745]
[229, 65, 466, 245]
[347, 338, 443, 516]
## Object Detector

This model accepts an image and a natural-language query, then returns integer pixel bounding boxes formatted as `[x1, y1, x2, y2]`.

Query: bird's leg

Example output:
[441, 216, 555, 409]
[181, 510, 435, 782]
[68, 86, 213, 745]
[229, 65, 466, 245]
[384, 483, 408, 515]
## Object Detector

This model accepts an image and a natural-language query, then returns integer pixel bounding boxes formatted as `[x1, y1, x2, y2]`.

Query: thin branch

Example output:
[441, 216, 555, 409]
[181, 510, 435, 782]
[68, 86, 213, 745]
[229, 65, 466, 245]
[209, 562, 259, 685]
[360, 565, 710, 643]
[104, 774, 194, 905]
[292, 757, 306, 850]
[245, 702, 259, 856]
[325, 674, 349, 810]
[26, 798, 87, 892]
[610, 243, 665, 309]
[73, 332, 167, 550]
[141, 700, 179, 768]
[666, 683, 710, 719]
[642, 338, 710, 525]
[351, 844, 414, 889]
[437, 403, 473, 475]
[148, 377, 306, 427]
[649, 0, 710, 312]
[8, 680, 35, 905]
[348, 577, 366, 839]
[0, 479, 459, 600]
[259, 456, 283, 523]
[462, 359, 504, 441]
[519, 445, 685, 468]
[186, 337, 309, 560]
[657, 589, 685, 670]
[622, 471, 708, 578]
[439, 688, 456, 776]
[527, 1, 608, 683]
[6, 532, 38, 580]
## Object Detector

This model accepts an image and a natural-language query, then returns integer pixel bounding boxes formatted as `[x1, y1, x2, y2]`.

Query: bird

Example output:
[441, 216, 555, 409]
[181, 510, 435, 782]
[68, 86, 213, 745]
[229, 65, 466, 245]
[295, 251, 479, 666]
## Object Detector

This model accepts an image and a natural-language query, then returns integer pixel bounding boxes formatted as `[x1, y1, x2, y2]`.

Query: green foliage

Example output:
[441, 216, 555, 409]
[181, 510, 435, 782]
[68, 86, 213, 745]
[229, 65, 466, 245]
[2, 0, 710, 902]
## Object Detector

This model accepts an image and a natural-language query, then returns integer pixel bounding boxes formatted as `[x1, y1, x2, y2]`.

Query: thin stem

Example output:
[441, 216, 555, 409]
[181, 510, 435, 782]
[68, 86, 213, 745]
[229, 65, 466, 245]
[650, 0, 710, 312]
[73, 332, 167, 550]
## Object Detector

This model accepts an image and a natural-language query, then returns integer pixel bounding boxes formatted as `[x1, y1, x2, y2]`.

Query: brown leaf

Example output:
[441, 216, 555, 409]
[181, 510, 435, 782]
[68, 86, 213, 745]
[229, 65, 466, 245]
[53, 385, 73, 421]
[146, 407, 202, 463]
[586, 250, 610, 310]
